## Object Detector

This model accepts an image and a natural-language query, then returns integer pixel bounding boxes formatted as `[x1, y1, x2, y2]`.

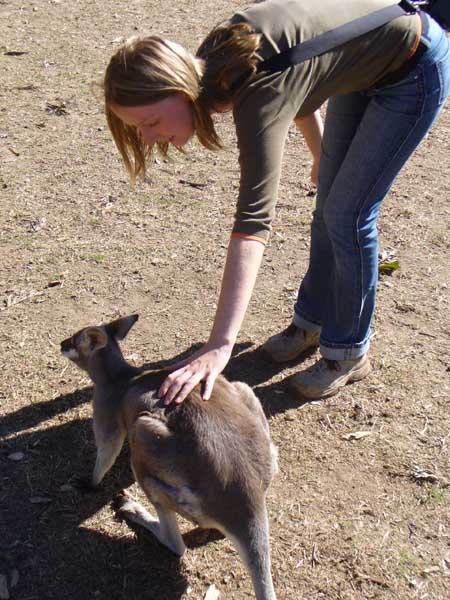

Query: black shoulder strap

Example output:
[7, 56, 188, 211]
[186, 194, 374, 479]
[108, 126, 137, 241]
[257, 0, 418, 74]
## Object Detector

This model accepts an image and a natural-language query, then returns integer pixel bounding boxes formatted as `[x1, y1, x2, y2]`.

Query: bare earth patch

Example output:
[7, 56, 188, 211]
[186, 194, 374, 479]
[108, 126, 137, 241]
[1, 1, 449, 599]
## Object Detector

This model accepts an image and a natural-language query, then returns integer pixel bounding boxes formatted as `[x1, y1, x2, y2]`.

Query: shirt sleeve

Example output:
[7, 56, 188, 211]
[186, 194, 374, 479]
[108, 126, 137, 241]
[232, 84, 294, 243]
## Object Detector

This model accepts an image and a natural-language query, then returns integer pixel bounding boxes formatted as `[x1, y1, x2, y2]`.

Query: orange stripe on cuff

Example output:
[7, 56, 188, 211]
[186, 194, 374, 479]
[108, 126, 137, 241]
[407, 13, 422, 60]
[231, 232, 267, 245]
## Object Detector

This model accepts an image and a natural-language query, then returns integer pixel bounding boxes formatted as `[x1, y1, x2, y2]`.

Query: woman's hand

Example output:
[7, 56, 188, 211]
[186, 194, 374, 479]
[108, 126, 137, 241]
[158, 342, 232, 404]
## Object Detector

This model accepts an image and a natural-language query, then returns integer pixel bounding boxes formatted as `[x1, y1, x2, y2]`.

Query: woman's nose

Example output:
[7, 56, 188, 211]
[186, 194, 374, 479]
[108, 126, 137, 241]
[139, 125, 158, 145]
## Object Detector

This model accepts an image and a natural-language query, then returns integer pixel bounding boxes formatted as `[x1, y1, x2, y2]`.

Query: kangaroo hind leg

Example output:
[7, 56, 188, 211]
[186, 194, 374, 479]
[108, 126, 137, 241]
[226, 503, 276, 600]
[113, 490, 186, 556]
[232, 381, 278, 476]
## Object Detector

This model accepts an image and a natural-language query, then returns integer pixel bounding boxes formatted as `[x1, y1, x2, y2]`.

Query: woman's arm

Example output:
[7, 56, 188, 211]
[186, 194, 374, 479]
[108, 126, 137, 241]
[294, 109, 324, 185]
[159, 235, 265, 404]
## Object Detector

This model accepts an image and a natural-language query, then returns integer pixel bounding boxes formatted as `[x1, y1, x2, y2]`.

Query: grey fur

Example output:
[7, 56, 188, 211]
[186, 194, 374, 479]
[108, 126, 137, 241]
[61, 314, 277, 599]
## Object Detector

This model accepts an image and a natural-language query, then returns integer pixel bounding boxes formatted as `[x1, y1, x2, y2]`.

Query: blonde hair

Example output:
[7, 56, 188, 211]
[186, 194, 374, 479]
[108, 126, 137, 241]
[104, 23, 261, 180]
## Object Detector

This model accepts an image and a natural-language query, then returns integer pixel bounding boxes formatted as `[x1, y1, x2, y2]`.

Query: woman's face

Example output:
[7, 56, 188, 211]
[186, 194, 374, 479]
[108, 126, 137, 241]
[112, 93, 195, 148]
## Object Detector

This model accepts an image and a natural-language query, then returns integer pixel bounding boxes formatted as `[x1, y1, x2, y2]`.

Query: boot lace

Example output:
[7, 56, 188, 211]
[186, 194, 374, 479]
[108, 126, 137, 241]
[283, 323, 300, 338]
[310, 358, 341, 373]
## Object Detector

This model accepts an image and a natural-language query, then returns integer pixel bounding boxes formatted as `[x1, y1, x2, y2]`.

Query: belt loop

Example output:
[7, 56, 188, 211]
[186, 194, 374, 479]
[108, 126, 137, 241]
[419, 9, 431, 42]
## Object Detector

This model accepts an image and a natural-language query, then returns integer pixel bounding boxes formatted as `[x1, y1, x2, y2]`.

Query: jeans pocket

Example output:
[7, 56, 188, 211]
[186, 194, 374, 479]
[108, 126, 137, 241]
[371, 72, 425, 116]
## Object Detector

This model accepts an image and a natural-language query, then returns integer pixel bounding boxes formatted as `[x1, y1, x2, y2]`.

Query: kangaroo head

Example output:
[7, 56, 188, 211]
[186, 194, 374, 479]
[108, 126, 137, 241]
[60, 314, 139, 373]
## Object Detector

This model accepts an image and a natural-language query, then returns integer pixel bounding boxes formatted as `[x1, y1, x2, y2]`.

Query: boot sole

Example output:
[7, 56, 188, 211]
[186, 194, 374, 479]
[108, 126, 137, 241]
[289, 360, 372, 400]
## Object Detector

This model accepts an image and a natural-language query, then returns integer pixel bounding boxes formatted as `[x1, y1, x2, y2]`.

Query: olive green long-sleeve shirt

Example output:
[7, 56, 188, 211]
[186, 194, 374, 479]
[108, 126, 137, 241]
[229, 0, 420, 242]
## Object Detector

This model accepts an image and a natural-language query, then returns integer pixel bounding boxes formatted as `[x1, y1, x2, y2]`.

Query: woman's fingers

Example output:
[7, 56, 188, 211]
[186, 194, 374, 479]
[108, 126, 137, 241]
[174, 371, 206, 404]
[201, 374, 216, 401]
[158, 344, 231, 404]
[158, 366, 193, 402]
[159, 363, 210, 404]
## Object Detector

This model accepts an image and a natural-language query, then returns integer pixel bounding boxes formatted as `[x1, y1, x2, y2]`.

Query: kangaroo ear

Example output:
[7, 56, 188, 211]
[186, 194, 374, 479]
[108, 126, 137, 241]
[79, 327, 108, 356]
[106, 314, 139, 341]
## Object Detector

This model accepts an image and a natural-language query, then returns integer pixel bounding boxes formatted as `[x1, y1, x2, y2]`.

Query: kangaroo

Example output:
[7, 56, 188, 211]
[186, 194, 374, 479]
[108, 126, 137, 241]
[60, 314, 278, 600]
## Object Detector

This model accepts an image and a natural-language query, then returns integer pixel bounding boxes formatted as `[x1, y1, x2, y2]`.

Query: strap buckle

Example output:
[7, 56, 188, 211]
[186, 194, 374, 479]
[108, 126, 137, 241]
[398, 0, 419, 14]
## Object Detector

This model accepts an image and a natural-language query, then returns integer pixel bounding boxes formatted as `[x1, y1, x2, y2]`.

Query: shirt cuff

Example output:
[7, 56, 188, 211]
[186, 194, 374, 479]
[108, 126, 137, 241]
[231, 232, 267, 245]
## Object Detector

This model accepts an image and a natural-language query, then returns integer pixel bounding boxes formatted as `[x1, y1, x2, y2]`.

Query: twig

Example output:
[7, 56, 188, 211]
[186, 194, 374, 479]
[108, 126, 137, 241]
[355, 571, 390, 588]
[417, 417, 429, 436]
[179, 178, 209, 189]
[1, 290, 44, 311]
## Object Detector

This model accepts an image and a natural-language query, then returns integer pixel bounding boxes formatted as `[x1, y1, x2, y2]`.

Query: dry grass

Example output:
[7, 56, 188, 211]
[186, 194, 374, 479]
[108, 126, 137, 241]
[1, 1, 449, 599]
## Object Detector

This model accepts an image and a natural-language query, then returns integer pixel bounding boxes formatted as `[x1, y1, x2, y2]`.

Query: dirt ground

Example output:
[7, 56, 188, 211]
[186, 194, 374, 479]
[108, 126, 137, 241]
[1, 1, 449, 599]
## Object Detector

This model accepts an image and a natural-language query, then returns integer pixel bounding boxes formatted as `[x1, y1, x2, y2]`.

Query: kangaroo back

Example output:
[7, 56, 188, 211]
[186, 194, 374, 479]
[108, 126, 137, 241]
[126, 374, 273, 500]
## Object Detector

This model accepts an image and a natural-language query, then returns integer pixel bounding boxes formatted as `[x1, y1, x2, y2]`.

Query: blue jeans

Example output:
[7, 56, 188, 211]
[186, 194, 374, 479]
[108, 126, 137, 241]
[294, 14, 450, 360]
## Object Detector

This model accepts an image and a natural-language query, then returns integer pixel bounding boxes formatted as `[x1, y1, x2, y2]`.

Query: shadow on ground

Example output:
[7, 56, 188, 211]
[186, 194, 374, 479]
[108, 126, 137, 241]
[1, 341, 309, 599]
[142, 339, 318, 416]
[1, 389, 189, 600]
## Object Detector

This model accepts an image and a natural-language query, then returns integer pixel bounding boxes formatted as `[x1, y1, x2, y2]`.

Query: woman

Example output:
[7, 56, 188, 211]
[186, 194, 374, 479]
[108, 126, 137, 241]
[104, 0, 450, 404]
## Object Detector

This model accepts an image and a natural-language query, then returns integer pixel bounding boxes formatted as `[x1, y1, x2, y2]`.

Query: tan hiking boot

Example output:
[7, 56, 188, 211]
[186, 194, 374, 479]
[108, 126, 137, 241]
[262, 323, 320, 362]
[289, 355, 371, 399]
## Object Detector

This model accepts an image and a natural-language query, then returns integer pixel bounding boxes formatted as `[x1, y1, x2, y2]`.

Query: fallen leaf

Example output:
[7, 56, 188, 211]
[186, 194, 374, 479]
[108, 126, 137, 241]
[378, 250, 400, 275]
[379, 260, 400, 274]
[410, 467, 440, 483]
[421, 566, 440, 575]
[46, 272, 67, 289]
[29, 217, 46, 232]
[45, 101, 68, 116]
[342, 431, 373, 441]
[204, 584, 220, 600]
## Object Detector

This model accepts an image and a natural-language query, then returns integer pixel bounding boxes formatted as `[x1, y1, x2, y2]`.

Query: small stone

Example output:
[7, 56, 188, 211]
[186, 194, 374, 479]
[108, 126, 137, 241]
[60, 483, 74, 492]
[30, 496, 53, 504]
[8, 452, 24, 461]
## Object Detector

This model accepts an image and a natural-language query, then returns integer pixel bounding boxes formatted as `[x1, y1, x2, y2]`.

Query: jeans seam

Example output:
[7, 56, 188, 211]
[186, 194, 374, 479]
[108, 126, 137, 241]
[336, 83, 427, 353]
[320, 333, 370, 350]
[437, 59, 445, 104]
